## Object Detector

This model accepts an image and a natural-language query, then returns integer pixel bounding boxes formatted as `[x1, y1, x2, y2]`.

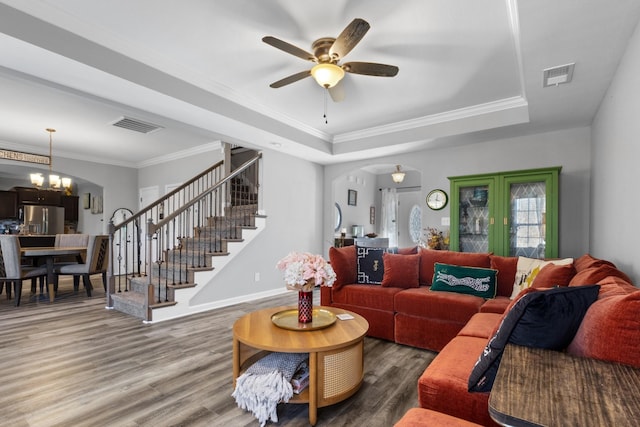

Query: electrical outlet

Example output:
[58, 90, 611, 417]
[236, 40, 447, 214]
[254, 272, 260, 282]
[441, 217, 450, 226]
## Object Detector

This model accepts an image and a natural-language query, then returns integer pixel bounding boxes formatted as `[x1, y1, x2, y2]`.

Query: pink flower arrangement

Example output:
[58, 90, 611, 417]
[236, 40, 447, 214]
[276, 252, 336, 292]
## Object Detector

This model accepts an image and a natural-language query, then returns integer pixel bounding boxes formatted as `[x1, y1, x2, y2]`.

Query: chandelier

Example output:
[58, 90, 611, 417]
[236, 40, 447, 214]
[30, 128, 72, 191]
[391, 165, 406, 183]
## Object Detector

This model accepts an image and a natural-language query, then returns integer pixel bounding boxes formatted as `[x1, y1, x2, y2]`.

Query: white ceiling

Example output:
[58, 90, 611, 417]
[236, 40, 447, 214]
[0, 0, 639, 173]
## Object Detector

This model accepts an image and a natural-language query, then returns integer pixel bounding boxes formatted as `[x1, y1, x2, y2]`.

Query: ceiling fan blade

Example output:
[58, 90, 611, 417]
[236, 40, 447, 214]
[262, 36, 316, 62]
[328, 83, 345, 102]
[329, 18, 370, 60]
[269, 70, 312, 88]
[342, 62, 399, 77]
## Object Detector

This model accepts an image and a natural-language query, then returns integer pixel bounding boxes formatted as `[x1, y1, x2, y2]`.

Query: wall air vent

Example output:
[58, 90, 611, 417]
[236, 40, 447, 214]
[110, 116, 163, 134]
[543, 63, 575, 87]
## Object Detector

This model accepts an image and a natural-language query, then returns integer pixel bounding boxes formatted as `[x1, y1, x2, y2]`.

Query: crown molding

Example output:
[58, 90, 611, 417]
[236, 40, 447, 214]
[333, 96, 529, 144]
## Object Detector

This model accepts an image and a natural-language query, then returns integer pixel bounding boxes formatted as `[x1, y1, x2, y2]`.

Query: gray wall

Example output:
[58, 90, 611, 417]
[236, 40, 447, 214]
[324, 126, 592, 260]
[190, 149, 325, 303]
[333, 169, 377, 238]
[0, 156, 137, 235]
[137, 143, 224, 194]
[591, 17, 640, 283]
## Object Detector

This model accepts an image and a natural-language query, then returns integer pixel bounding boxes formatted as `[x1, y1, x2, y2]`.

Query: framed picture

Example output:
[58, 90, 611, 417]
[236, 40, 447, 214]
[348, 189, 357, 206]
[370, 206, 375, 224]
[82, 193, 91, 209]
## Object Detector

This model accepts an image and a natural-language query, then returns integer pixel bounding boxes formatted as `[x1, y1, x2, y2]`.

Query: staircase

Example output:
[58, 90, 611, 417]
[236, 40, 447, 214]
[107, 152, 263, 322]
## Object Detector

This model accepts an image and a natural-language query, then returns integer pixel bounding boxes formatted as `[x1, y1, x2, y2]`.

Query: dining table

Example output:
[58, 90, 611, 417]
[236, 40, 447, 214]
[20, 246, 87, 302]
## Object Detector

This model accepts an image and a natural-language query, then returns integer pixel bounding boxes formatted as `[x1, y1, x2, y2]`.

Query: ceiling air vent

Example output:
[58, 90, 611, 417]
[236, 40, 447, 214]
[110, 116, 163, 134]
[543, 63, 575, 87]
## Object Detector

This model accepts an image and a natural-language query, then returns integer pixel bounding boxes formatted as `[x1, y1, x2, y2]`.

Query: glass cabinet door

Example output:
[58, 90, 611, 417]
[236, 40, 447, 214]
[507, 181, 547, 257]
[450, 178, 496, 253]
[502, 169, 559, 259]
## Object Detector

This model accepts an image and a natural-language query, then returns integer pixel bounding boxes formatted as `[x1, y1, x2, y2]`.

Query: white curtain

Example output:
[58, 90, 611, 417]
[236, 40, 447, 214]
[381, 188, 399, 248]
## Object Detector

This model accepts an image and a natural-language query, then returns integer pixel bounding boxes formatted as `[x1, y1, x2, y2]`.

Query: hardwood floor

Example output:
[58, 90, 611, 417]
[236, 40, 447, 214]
[0, 279, 436, 426]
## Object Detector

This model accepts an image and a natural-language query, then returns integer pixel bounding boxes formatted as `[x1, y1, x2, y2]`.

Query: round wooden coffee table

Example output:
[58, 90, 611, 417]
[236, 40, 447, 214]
[232, 305, 369, 425]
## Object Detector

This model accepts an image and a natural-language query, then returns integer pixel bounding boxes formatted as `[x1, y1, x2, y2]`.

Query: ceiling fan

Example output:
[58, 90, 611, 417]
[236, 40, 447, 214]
[262, 18, 399, 102]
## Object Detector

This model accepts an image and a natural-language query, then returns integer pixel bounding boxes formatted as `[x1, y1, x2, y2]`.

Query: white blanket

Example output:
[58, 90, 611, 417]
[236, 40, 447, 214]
[232, 352, 308, 426]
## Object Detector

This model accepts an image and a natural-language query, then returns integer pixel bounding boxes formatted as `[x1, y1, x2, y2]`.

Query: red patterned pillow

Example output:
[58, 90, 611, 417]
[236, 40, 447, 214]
[381, 252, 420, 288]
[532, 263, 576, 288]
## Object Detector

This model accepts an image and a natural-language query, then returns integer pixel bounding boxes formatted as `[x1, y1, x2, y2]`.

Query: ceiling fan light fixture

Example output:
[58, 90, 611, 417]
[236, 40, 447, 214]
[311, 63, 345, 88]
[391, 165, 406, 183]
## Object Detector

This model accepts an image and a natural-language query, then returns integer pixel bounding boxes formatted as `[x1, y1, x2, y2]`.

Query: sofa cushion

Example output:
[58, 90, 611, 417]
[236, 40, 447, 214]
[328, 245, 356, 290]
[398, 246, 419, 255]
[574, 253, 617, 272]
[479, 297, 510, 314]
[468, 285, 600, 392]
[357, 246, 386, 284]
[457, 313, 502, 339]
[419, 249, 492, 286]
[381, 252, 420, 288]
[332, 284, 402, 312]
[418, 336, 496, 426]
[431, 263, 497, 299]
[567, 290, 640, 368]
[394, 408, 484, 427]
[569, 264, 633, 287]
[490, 255, 518, 297]
[395, 287, 485, 323]
[531, 263, 576, 288]
[510, 256, 573, 298]
[594, 275, 638, 298]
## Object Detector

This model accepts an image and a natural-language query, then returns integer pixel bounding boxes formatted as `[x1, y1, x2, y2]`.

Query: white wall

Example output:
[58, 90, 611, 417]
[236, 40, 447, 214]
[324, 126, 592, 259]
[591, 18, 640, 283]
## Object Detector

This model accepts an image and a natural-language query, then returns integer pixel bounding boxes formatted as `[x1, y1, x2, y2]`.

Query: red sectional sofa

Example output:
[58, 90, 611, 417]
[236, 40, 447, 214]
[322, 246, 640, 426]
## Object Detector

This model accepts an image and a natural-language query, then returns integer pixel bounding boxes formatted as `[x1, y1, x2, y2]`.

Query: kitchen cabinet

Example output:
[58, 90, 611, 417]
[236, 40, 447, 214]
[449, 167, 560, 258]
[0, 190, 18, 218]
[61, 195, 79, 222]
[12, 186, 62, 206]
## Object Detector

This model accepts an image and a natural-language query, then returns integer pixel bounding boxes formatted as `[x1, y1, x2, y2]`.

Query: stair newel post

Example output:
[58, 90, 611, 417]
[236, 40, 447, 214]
[145, 217, 156, 322]
[106, 220, 116, 309]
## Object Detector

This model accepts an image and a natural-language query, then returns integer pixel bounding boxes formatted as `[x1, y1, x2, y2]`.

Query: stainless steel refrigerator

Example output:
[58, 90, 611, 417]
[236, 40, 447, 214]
[22, 205, 65, 235]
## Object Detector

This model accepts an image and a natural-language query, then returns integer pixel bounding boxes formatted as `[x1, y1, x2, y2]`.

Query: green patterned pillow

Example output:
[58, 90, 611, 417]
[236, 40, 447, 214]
[431, 263, 498, 299]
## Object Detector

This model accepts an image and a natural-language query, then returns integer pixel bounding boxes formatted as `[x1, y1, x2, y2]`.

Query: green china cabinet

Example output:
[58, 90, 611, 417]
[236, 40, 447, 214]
[449, 167, 561, 259]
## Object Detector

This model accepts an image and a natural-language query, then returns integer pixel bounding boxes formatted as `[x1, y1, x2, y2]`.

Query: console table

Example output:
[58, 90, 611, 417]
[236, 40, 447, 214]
[489, 344, 640, 426]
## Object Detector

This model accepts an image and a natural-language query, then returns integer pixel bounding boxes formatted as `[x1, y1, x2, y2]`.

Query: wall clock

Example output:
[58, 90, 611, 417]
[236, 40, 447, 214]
[426, 189, 448, 210]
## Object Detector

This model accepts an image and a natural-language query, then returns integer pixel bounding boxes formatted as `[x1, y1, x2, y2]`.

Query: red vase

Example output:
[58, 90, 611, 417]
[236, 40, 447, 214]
[298, 290, 313, 323]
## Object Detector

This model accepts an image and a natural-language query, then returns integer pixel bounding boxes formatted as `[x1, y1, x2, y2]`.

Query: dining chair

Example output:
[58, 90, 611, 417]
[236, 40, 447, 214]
[53, 233, 89, 265]
[0, 235, 48, 306]
[54, 235, 109, 297]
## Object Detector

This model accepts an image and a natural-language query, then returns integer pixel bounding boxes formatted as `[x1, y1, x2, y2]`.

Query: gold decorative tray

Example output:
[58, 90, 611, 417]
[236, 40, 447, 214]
[271, 308, 337, 331]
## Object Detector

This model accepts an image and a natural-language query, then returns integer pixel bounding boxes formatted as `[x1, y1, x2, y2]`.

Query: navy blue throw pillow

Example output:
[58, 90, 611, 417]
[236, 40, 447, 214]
[356, 247, 387, 284]
[468, 285, 600, 392]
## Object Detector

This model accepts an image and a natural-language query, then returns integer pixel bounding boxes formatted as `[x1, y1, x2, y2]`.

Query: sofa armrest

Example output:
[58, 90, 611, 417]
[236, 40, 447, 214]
[320, 285, 333, 306]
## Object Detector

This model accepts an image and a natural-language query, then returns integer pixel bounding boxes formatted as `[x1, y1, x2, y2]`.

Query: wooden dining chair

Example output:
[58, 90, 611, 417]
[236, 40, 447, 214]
[54, 235, 109, 297]
[0, 235, 48, 306]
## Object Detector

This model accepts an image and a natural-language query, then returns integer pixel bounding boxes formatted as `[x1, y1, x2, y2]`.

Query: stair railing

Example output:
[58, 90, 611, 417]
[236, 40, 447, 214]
[107, 152, 262, 320]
